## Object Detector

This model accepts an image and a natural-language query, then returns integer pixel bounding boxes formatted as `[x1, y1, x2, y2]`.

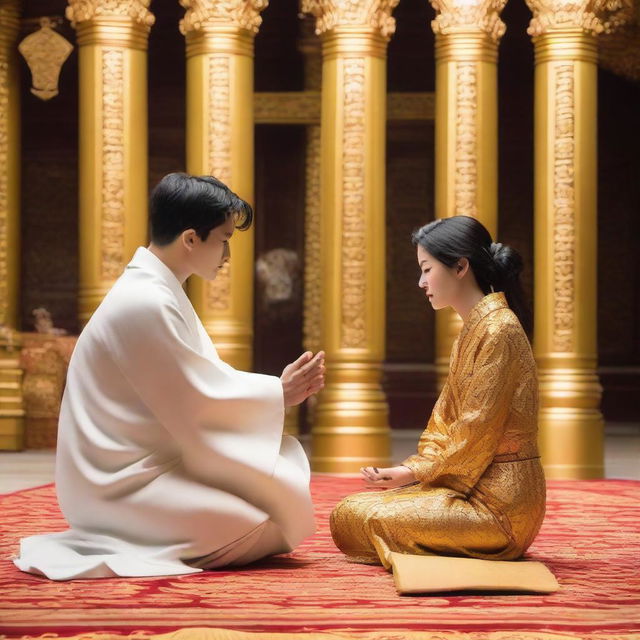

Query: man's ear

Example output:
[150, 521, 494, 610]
[181, 229, 197, 251]
[456, 257, 470, 279]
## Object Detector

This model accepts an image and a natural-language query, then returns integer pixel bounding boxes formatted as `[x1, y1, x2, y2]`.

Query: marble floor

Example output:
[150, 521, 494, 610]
[1, 423, 638, 494]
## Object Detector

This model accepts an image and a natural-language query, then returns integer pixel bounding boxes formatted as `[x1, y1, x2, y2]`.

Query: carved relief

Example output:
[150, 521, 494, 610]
[206, 56, 232, 312]
[341, 58, 367, 349]
[552, 65, 575, 352]
[429, 0, 507, 42]
[303, 125, 322, 354]
[455, 63, 478, 217]
[301, 0, 400, 38]
[179, 0, 269, 34]
[66, 0, 155, 27]
[525, 0, 634, 36]
[101, 48, 126, 280]
[18, 18, 73, 101]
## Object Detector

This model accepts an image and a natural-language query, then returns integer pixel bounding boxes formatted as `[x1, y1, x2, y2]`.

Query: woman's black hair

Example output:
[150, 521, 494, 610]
[150, 173, 253, 246]
[412, 216, 532, 336]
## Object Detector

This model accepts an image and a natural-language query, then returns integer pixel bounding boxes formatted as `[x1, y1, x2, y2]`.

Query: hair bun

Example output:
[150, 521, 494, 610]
[489, 242, 523, 278]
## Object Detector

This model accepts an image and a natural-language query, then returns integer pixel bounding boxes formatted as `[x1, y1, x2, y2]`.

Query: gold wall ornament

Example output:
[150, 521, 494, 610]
[179, 0, 269, 35]
[301, 0, 400, 38]
[525, 0, 634, 36]
[66, 0, 155, 28]
[430, 0, 507, 41]
[18, 18, 73, 101]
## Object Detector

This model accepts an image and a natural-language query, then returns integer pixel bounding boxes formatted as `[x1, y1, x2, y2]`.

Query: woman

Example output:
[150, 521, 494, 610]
[331, 216, 546, 567]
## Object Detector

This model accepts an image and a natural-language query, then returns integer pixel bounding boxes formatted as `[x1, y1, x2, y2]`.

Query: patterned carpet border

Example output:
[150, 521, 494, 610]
[1, 477, 639, 640]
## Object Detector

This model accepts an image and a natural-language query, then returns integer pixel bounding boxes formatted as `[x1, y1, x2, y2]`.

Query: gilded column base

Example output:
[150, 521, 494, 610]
[311, 363, 391, 472]
[537, 358, 604, 479]
[0, 347, 25, 451]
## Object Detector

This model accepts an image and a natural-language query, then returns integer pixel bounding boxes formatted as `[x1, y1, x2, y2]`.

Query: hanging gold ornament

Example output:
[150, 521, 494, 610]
[18, 17, 73, 101]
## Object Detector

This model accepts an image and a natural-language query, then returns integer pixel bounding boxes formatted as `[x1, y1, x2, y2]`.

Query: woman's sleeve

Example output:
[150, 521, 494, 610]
[401, 327, 518, 490]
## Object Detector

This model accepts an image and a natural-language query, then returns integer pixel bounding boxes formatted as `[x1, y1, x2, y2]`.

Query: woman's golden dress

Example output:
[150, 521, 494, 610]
[331, 293, 546, 567]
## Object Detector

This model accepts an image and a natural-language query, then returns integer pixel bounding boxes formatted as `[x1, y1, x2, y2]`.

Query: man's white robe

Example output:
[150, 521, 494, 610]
[13, 247, 315, 580]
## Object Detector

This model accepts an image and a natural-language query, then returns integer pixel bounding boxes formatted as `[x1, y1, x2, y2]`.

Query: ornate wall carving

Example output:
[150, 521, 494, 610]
[206, 56, 232, 312]
[101, 48, 126, 280]
[179, 0, 269, 34]
[525, 0, 634, 36]
[341, 57, 367, 349]
[429, 0, 507, 41]
[301, 0, 400, 38]
[455, 62, 478, 217]
[552, 64, 575, 352]
[66, 0, 155, 26]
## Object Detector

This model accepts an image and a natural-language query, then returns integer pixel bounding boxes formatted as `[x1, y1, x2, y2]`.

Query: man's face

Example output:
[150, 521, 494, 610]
[190, 216, 234, 281]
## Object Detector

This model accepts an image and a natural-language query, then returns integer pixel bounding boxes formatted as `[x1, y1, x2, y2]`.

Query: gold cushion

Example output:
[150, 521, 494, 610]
[389, 552, 559, 595]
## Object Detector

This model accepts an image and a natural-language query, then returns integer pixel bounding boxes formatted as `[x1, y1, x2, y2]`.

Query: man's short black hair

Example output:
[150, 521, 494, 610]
[149, 173, 253, 246]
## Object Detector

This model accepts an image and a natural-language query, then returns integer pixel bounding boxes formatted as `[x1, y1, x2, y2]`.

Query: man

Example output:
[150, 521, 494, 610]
[14, 173, 324, 580]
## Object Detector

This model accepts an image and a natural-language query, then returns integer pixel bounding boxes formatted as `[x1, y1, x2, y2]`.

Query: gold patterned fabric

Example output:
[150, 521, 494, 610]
[331, 293, 546, 567]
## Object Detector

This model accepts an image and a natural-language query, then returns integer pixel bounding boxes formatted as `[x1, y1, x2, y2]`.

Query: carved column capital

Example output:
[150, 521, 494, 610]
[66, 0, 155, 28]
[429, 0, 508, 42]
[179, 0, 269, 35]
[525, 0, 634, 36]
[300, 0, 400, 39]
[66, 0, 155, 49]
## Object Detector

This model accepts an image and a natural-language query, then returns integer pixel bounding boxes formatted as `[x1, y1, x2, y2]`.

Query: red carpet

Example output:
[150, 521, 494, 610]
[1, 476, 639, 640]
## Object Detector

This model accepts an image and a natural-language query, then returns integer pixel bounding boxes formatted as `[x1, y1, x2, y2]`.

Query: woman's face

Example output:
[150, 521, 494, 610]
[417, 245, 461, 310]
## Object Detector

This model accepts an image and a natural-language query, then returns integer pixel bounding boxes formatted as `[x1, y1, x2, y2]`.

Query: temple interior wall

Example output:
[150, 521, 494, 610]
[16, 0, 640, 430]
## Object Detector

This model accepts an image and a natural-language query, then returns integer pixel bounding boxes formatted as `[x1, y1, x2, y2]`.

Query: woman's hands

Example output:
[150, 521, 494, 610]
[281, 351, 325, 407]
[360, 465, 417, 489]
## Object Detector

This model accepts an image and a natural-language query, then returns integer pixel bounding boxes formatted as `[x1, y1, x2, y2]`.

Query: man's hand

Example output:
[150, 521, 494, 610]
[360, 465, 417, 489]
[281, 351, 325, 407]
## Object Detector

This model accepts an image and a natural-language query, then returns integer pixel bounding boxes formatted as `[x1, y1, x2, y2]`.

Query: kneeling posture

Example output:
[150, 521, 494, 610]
[331, 216, 545, 567]
[14, 173, 324, 580]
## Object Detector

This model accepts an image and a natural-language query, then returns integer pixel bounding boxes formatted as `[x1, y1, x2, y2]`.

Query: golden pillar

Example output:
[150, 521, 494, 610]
[429, 0, 506, 385]
[526, 1, 631, 479]
[67, 0, 154, 326]
[0, 0, 24, 450]
[298, 16, 322, 436]
[301, 0, 398, 472]
[181, 1, 267, 372]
